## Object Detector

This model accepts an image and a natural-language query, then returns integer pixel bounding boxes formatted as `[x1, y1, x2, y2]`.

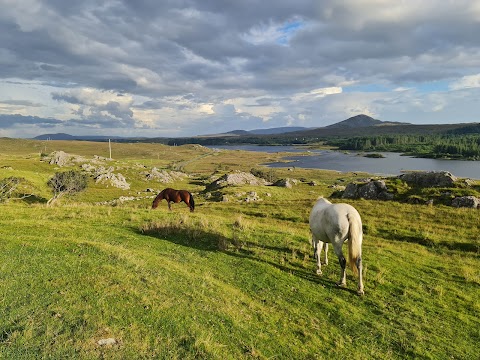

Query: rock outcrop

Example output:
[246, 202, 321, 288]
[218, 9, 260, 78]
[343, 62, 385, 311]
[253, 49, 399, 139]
[82, 164, 130, 190]
[46, 151, 87, 167]
[451, 196, 480, 208]
[398, 171, 457, 187]
[342, 179, 393, 200]
[273, 178, 298, 188]
[143, 168, 188, 183]
[207, 171, 269, 190]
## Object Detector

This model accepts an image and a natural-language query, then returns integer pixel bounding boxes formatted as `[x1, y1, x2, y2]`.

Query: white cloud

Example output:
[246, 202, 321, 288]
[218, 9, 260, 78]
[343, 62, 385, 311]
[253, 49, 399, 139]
[449, 74, 480, 90]
[292, 87, 342, 103]
[1, 1, 480, 137]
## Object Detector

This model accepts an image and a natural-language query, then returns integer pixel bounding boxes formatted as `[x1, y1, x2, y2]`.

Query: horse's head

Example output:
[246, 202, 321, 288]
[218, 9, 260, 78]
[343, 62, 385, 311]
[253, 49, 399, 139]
[151, 190, 165, 209]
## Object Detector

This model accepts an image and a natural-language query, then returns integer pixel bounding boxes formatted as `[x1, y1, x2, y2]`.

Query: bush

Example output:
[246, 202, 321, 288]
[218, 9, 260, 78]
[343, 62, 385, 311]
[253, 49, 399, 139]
[0, 177, 23, 202]
[47, 170, 88, 205]
[250, 168, 278, 183]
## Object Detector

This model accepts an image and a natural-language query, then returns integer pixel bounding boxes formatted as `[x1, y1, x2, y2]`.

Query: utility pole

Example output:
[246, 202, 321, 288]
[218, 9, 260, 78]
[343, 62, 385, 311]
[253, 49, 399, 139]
[109, 139, 112, 159]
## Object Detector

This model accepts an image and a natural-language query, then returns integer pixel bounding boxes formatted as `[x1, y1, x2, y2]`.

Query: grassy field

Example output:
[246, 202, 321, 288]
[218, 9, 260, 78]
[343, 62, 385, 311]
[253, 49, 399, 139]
[0, 139, 479, 359]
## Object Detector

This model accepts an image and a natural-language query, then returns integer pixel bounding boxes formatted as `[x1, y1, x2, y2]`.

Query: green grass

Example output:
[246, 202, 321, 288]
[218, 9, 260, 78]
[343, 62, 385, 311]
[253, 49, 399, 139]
[0, 139, 479, 359]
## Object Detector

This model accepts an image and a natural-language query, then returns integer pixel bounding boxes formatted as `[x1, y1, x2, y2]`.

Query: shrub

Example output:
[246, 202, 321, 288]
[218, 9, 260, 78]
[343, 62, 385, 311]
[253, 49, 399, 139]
[0, 177, 23, 202]
[250, 168, 278, 183]
[47, 170, 88, 205]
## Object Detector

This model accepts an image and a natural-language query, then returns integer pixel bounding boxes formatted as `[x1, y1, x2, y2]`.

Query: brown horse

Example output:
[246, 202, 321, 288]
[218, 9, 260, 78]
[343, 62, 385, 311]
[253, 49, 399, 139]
[151, 188, 195, 212]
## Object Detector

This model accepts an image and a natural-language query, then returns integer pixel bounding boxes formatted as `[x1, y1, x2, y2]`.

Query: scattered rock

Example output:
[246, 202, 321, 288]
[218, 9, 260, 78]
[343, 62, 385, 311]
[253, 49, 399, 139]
[97, 338, 117, 346]
[451, 196, 480, 208]
[244, 191, 261, 202]
[273, 178, 298, 188]
[45, 151, 88, 167]
[342, 179, 393, 200]
[461, 178, 475, 187]
[84, 165, 130, 190]
[95, 195, 153, 206]
[329, 184, 346, 191]
[398, 171, 457, 187]
[95, 171, 130, 190]
[207, 171, 269, 190]
[81, 163, 97, 172]
[144, 168, 188, 183]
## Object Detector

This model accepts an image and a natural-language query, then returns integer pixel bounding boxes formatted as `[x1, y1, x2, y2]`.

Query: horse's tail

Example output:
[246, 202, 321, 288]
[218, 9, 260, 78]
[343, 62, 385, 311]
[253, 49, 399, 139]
[347, 212, 363, 276]
[188, 192, 195, 212]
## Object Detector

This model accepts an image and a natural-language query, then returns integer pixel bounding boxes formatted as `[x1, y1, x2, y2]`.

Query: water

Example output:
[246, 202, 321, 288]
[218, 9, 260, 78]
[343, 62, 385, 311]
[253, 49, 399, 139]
[208, 145, 480, 179]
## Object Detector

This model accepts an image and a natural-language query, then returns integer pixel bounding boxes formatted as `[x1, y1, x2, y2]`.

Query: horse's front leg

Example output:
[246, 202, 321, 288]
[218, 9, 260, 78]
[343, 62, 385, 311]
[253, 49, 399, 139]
[167, 201, 172, 211]
[314, 240, 324, 275]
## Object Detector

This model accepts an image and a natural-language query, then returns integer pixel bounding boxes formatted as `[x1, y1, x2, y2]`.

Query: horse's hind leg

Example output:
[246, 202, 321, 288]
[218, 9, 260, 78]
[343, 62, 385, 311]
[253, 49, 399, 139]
[332, 243, 347, 287]
[356, 257, 364, 296]
[323, 243, 328, 265]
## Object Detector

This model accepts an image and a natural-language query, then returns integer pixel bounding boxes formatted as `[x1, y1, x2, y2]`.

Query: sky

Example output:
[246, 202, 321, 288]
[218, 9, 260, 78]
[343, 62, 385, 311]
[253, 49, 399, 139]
[1, 0, 480, 138]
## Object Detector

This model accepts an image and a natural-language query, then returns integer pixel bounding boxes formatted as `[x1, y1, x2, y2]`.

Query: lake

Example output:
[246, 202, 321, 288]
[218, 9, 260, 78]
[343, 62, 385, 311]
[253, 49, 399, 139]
[208, 145, 480, 179]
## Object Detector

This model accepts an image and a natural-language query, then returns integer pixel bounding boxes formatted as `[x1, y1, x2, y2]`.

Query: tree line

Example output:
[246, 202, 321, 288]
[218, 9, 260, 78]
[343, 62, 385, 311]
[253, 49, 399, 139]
[326, 134, 480, 159]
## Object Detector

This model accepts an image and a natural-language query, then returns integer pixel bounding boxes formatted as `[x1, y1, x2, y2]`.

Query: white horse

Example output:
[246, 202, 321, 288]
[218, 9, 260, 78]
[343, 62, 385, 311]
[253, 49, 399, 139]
[309, 197, 364, 295]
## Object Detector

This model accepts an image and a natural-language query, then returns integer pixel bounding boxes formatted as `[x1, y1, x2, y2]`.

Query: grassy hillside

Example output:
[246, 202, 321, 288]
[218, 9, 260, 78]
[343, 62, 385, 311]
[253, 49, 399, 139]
[0, 139, 478, 359]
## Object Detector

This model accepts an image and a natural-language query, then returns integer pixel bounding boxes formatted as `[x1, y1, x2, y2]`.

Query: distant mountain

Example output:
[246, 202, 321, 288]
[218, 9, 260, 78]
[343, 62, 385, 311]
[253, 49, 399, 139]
[33, 133, 77, 140]
[248, 126, 309, 135]
[33, 133, 125, 141]
[201, 126, 310, 137]
[224, 130, 251, 136]
[326, 114, 410, 129]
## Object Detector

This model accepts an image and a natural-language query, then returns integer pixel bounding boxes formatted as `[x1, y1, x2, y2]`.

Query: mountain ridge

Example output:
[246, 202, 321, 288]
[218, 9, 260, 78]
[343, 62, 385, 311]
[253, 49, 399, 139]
[32, 114, 480, 141]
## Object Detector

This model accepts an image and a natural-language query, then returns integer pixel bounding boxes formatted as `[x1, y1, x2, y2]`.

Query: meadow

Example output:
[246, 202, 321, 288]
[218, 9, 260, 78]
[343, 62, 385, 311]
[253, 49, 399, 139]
[0, 138, 479, 359]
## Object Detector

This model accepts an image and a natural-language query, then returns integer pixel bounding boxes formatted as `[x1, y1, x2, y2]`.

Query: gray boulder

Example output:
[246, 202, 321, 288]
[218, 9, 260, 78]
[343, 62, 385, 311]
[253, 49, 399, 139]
[273, 178, 298, 188]
[342, 179, 393, 200]
[451, 196, 480, 208]
[207, 171, 268, 190]
[398, 171, 457, 187]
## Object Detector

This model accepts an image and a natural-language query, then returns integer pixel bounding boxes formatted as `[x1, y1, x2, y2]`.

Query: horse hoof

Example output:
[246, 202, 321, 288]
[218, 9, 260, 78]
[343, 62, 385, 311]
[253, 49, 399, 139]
[357, 290, 365, 296]
[316, 270, 323, 275]
[336, 282, 346, 288]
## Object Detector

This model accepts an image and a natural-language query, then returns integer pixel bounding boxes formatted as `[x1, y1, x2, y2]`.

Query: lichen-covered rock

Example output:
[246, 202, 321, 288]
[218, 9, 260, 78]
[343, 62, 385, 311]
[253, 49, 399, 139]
[46, 151, 87, 167]
[244, 191, 261, 202]
[342, 183, 359, 199]
[342, 179, 393, 200]
[451, 196, 480, 208]
[95, 172, 130, 190]
[207, 171, 268, 190]
[273, 178, 298, 188]
[398, 171, 457, 187]
[144, 168, 187, 183]
[49, 151, 71, 166]
[88, 165, 130, 189]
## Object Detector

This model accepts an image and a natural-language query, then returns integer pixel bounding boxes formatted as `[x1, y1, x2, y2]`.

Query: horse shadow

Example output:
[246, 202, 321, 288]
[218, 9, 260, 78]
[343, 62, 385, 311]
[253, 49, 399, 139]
[135, 224, 357, 294]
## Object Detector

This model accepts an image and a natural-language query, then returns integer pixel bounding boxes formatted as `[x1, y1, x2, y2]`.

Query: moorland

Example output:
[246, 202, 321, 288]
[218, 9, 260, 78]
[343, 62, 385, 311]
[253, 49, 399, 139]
[0, 137, 479, 359]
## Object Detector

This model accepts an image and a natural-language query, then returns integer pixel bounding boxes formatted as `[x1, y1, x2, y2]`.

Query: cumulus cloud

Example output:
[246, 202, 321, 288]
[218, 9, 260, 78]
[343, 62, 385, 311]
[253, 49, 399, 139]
[449, 74, 480, 90]
[0, 1, 479, 137]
